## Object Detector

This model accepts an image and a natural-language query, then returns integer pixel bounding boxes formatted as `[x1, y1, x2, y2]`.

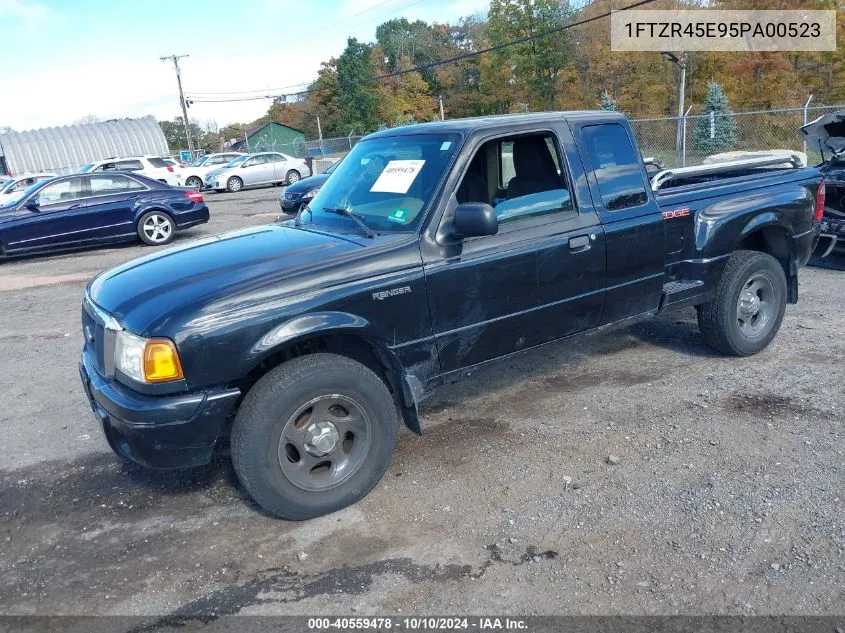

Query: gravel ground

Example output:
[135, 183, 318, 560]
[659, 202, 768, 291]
[0, 186, 843, 618]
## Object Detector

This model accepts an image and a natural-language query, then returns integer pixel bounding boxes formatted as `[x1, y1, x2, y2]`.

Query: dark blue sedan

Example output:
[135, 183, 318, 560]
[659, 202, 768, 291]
[0, 172, 209, 257]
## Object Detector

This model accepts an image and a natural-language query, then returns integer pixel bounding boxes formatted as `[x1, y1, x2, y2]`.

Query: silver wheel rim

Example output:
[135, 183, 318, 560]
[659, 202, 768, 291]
[142, 214, 172, 243]
[277, 394, 371, 492]
[287, 171, 299, 184]
[186, 177, 202, 190]
[229, 177, 241, 191]
[736, 273, 776, 339]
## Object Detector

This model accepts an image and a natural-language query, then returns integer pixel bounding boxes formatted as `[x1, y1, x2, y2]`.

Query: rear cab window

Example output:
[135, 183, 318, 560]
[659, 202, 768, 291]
[581, 123, 648, 211]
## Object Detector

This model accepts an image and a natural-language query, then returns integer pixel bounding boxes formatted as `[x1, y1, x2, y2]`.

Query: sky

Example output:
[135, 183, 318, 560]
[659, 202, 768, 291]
[0, 0, 489, 132]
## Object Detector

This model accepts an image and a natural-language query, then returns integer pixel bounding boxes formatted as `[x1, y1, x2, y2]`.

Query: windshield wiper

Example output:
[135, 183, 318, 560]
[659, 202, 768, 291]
[323, 207, 377, 238]
[294, 204, 312, 226]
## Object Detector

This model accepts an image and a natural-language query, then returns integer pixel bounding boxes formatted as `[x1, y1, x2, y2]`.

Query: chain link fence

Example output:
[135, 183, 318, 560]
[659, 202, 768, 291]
[630, 103, 845, 169]
[296, 101, 844, 175]
[303, 135, 364, 174]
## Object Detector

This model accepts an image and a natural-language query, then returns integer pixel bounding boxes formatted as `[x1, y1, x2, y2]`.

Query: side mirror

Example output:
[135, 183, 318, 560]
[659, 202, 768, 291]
[452, 202, 498, 239]
[24, 198, 39, 211]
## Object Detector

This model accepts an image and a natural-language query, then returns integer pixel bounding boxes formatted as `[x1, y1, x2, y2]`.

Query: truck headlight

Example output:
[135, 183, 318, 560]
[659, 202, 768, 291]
[115, 330, 184, 383]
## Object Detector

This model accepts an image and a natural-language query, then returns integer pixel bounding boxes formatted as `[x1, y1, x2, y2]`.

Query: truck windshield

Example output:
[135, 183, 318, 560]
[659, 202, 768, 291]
[306, 133, 461, 233]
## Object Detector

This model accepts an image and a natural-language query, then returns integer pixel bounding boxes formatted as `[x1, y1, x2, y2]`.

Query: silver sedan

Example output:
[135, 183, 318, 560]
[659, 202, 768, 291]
[205, 153, 311, 193]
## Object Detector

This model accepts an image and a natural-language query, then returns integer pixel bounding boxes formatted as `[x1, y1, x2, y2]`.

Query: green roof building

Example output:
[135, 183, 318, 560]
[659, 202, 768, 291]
[230, 121, 306, 157]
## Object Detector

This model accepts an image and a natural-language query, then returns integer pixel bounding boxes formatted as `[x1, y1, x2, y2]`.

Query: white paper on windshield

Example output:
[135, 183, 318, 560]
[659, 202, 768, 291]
[370, 160, 425, 194]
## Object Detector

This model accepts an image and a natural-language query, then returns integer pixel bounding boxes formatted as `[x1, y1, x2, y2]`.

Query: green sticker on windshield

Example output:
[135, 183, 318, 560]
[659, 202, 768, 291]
[388, 208, 410, 224]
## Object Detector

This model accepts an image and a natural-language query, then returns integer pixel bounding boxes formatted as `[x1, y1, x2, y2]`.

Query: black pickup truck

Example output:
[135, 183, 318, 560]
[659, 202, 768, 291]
[79, 111, 823, 519]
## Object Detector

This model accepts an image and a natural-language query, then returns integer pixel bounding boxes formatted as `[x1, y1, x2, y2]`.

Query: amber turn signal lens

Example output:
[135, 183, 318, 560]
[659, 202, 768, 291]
[143, 339, 184, 383]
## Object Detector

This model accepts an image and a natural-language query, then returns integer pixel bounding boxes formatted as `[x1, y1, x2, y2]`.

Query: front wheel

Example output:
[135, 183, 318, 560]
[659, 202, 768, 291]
[697, 250, 787, 356]
[231, 353, 399, 520]
[286, 170, 300, 185]
[226, 176, 243, 193]
[137, 211, 176, 246]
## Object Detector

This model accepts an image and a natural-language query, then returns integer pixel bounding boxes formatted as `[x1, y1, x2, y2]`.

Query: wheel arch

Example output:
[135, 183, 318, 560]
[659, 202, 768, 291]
[237, 312, 424, 434]
[135, 206, 175, 226]
[736, 221, 796, 302]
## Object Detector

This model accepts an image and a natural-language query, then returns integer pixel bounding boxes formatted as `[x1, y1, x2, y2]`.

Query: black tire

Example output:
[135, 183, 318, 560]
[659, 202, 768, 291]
[231, 353, 399, 520]
[286, 170, 301, 185]
[697, 250, 787, 356]
[137, 210, 176, 246]
[185, 176, 203, 190]
[226, 176, 243, 193]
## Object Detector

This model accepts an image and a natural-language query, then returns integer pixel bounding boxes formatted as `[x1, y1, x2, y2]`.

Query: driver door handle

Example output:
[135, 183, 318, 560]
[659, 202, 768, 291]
[69, 203, 84, 210]
[569, 235, 591, 252]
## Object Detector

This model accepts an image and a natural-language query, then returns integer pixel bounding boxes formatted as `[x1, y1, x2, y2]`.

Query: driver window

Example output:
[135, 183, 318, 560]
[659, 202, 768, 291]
[455, 132, 572, 225]
[33, 178, 85, 205]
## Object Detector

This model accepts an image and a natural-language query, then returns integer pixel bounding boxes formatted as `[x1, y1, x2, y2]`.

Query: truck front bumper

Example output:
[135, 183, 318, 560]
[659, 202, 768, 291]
[79, 350, 240, 470]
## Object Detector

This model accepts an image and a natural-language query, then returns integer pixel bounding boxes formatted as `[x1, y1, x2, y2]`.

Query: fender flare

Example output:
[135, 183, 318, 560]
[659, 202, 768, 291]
[250, 311, 424, 434]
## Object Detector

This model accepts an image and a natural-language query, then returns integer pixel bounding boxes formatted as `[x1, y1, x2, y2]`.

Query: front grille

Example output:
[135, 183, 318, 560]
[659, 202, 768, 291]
[82, 296, 118, 378]
[284, 193, 299, 201]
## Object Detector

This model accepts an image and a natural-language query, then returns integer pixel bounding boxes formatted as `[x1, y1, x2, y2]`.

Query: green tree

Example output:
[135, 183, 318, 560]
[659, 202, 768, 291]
[487, 0, 573, 110]
[692, 81, 738, 155]
[599, 90, 618, 111]
[158, 117, 205, 151]
[305, 58, 343, 137]
[336, 38, 381, 134]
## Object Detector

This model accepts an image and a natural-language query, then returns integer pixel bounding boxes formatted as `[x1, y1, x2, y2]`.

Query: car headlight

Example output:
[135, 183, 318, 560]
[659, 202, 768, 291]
[302, 188, 319, 199]
[115, 330, 184, 383]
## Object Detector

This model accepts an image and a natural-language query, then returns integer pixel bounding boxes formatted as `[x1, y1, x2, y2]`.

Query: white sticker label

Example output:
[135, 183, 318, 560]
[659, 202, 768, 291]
[370, 160, 426, 194]
[440, 141, 452, 151]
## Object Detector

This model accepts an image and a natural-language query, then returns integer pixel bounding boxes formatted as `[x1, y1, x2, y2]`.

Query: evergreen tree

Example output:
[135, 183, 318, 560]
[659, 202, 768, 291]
[336, 38, 381, 135]
[599, 90, 618, 111]
[693, 81, 738, 154]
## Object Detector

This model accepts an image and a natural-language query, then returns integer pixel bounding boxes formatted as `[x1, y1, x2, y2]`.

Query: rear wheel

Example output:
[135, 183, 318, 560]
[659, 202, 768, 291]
[697, 250, 787, 356]
[286, 170, 301, 185]
[231, 353, 398, 520]
[137, 211, 175, 246]
[185, 176, 203, 190]
[226, 176, 243, 193]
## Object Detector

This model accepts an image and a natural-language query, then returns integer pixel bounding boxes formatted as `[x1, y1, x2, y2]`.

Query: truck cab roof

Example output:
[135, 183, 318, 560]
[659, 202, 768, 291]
[365, 110, 627, 140]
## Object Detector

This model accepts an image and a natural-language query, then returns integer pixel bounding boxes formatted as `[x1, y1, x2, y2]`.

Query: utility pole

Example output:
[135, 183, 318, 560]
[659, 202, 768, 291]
[662, 52, 686, 168]
[160, 54, 194, 155]
[438, 95, 445, 121]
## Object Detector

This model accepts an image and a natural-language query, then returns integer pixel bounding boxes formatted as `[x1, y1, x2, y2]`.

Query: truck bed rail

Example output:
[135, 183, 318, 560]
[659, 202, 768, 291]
[650, 153, 804, 192]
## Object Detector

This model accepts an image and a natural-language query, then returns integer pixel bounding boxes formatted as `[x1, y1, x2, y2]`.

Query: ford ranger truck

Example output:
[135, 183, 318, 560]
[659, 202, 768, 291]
[79, 111, 823, 519]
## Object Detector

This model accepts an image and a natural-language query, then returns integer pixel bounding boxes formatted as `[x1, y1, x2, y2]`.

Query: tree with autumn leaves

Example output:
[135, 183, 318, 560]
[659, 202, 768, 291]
[257, 0, 844, 139]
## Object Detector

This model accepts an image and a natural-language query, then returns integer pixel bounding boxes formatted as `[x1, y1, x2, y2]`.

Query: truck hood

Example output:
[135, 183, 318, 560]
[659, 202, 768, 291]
[88, 224, 365, 335]
[801, 112, 845, 157]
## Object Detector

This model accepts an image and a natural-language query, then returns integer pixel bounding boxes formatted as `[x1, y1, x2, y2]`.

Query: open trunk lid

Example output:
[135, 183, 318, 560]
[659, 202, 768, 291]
[801, 112, 845, 158]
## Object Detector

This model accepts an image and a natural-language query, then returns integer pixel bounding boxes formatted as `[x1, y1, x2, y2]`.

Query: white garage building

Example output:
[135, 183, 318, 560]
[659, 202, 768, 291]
[0, 116, 169, 176]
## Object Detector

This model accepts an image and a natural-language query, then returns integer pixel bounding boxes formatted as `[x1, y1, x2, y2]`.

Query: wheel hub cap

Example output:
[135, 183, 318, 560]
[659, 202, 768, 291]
[739, 291, 761, 317]
[304, 421, 340, 456]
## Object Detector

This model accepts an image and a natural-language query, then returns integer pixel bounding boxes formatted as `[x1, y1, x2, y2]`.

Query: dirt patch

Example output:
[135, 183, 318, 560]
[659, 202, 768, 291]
[725, 393, 814, 418]
[0, 272, 95, 292]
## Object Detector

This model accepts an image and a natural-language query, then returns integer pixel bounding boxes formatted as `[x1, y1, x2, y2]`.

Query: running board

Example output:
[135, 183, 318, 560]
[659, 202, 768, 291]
[663, 280, 705, 295]
[660, 280, 706, 310]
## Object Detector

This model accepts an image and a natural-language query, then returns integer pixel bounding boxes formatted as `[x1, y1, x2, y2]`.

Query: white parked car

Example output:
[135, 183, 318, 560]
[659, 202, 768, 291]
[205, 152, 311, 193]
[0, 172, 56, 205]
[179, 152, 246, 190]
[81, 156, 183, 187]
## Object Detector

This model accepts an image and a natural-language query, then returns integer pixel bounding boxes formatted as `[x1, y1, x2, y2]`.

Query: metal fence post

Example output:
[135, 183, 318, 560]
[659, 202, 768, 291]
[803, 93, 813, 155]
[681, 105, 692, 167]
[348, 132, 353, 151]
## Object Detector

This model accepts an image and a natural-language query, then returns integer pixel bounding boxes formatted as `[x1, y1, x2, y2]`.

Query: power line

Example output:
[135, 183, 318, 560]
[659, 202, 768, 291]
[188, 0, 656, 104]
